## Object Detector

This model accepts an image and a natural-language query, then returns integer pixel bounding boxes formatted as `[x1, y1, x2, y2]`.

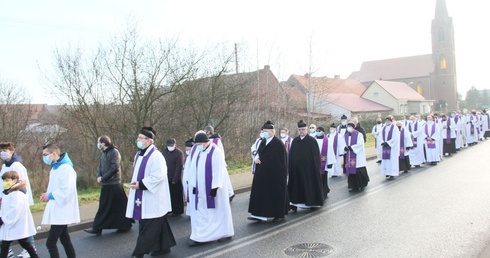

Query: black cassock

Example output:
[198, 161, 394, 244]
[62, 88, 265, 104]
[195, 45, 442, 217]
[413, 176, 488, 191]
[248, 137, 288, 218]
[288, 135, 324, 207]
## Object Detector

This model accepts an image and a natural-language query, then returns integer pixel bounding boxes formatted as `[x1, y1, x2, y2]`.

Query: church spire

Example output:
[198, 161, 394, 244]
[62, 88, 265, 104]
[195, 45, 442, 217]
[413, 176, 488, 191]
[435, 0, 449, 19]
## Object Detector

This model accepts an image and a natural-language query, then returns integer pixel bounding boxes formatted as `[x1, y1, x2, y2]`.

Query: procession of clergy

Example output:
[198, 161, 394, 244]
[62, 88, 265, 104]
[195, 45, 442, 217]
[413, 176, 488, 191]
[3, 108, 488, 257]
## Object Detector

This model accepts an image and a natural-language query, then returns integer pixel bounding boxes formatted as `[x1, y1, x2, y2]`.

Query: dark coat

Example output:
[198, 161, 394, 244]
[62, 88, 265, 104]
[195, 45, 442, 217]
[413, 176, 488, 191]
[98, 146, 122, 185]
[248, 136, 288, 218]
[287, 134, 324, 206]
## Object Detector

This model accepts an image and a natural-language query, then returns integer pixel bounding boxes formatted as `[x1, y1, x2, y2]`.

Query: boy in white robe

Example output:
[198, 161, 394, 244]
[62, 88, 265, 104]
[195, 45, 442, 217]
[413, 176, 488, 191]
[41, 143, 80, 258]
[185, 132, 234, 246]
[0, 171, 39, 258]
[0, 142, 36, 257]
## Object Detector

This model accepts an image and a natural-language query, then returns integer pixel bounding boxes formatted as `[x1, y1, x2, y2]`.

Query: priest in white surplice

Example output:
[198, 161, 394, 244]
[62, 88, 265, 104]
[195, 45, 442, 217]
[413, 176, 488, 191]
[423, 115, 442, 165]
[408, 115, 426, 167]
[126, 127, 176, 258]
[378, 116, 400, 180]
[371, 117, 384, 163]
[185, 132, 234, 246]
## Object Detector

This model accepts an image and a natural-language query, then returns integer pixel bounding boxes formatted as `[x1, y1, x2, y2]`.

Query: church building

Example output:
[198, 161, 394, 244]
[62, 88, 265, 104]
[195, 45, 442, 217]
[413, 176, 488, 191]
[348, 0, 458, 111]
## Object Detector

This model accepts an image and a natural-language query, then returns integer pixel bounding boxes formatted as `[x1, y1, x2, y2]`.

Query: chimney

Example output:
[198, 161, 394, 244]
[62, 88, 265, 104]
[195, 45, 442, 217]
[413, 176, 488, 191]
[334, 75, 340, 79]
[264, 65, 270, 70]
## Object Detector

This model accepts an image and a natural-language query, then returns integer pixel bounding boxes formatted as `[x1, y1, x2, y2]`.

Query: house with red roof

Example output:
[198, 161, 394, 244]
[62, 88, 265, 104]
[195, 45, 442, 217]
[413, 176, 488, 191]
[283, 74, 392, 120]
[362, 80, 433, 115]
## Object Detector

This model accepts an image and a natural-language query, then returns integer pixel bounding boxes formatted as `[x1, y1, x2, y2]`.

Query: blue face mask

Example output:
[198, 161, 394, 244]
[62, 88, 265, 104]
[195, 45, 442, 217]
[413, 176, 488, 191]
[137, 141, 144, 149]
[97, 143, 102, 150]
[263, 132, 270, 139]
[196, 145, 204, 152]
[43, 155, 52, 165]
[316, 131, 323, 137]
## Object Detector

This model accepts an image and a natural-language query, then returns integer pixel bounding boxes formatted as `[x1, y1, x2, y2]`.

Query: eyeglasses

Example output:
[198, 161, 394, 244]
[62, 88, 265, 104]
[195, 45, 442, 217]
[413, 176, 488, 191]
[137, 136, 149, 140]
[42, 152, 51, 156]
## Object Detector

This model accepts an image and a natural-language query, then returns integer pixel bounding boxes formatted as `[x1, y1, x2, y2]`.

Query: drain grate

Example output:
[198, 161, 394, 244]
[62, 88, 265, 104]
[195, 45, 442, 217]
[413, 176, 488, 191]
[284, 243, 334, 257]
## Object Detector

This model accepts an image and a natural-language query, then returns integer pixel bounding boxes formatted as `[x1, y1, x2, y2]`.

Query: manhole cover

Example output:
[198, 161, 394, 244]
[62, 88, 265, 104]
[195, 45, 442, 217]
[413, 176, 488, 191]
[284, 243, 334, 257]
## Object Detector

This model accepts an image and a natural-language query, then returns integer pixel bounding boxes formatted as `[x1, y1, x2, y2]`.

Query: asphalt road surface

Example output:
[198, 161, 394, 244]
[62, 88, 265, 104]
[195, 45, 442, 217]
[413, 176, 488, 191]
[13, 141, 490, 258]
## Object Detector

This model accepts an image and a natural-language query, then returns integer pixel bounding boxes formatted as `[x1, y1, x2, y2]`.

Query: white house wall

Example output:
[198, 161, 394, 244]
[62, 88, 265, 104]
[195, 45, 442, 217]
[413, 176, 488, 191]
[362, 83, 399, 115]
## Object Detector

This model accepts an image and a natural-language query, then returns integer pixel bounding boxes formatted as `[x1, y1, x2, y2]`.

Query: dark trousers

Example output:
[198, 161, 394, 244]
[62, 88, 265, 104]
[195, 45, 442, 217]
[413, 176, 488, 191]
[132, 216, 176, 257]
[1, 238, 39, 258]
[46, 225, 76, 258]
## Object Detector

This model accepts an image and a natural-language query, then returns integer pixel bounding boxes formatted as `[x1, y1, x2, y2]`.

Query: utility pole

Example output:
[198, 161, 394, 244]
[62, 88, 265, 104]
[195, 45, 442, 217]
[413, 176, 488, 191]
[234, 43, 238, 74]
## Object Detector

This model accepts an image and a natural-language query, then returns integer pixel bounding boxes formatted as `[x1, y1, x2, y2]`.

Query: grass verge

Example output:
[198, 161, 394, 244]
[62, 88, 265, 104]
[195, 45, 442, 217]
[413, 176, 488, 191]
[30, 188, 100, 213]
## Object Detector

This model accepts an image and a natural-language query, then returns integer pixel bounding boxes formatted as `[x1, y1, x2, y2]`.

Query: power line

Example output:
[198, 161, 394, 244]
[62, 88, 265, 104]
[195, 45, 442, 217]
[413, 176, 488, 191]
[0, 16, 109, 34]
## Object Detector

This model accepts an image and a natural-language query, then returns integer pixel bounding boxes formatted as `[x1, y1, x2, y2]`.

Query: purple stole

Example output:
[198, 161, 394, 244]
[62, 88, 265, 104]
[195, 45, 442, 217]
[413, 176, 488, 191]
[382, 124, 394, 159]
[344, 131, 358, 175]
[470, 116, 475, 135]
[399, 128, 405, 159]
[285, 136, 291, 173]
[425, 123, 436, 149]
[195, 145, 216, 209]
[409, 122, 418, 147]
[320, 137, 328, 174]
[445, 119, 452, 143]
[212, 137, 220, 145]
[132, 147, 156, 220]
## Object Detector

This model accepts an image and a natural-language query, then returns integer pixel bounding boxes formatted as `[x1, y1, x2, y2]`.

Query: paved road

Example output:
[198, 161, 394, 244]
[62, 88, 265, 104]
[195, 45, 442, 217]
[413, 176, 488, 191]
[13, 142, 490, 257]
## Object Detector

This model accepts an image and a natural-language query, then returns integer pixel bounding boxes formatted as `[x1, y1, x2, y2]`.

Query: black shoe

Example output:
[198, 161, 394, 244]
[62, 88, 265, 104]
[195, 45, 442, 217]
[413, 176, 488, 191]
[385, 175, 390, 178]
[388, 176, 395, 180]
[229, 194, 235, 203]
[349, 188, 361, 192]
[414, 165, 420, 168]
[218, 236, 232, 242]
[84, 229, 101, 236]
[272, 217, 285, 222]
[331, 175, 337, 178]
[150, 249, 170, 256]
[376, 160, 382, 163]
[132, 255, 143, 258]
[187, 239, 204, 247]
[290, 205, 297, 213]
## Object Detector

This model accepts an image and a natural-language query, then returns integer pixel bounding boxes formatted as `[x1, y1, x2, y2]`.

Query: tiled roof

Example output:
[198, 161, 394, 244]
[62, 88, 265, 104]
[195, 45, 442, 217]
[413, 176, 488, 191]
[324, 93, 392, 112]
[287, 75, 366, 96]
[349, 54, 434, 82]
[371, 80, 425, 100]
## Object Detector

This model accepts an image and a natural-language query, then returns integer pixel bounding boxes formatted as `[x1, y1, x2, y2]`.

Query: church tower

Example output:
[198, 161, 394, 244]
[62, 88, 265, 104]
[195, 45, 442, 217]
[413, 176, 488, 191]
[431, 0, 458, 110]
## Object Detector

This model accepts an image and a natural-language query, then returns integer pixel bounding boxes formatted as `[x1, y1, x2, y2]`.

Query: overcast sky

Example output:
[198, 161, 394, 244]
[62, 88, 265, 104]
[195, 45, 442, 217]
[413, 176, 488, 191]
[0, 0, 487, 104]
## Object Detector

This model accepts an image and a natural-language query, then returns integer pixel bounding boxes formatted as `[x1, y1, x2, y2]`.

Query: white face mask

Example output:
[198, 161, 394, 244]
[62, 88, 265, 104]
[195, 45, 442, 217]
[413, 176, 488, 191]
[309, 129, 315, 133]
[347, 127, 354, 132]
[167, 146, 175, 151]
[280, 133, 286, 138]
[329, 129, 335, 134]
[185, 150, 191, 155]
[341, 121, 347, 126]
[0, 151, 11, 161]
